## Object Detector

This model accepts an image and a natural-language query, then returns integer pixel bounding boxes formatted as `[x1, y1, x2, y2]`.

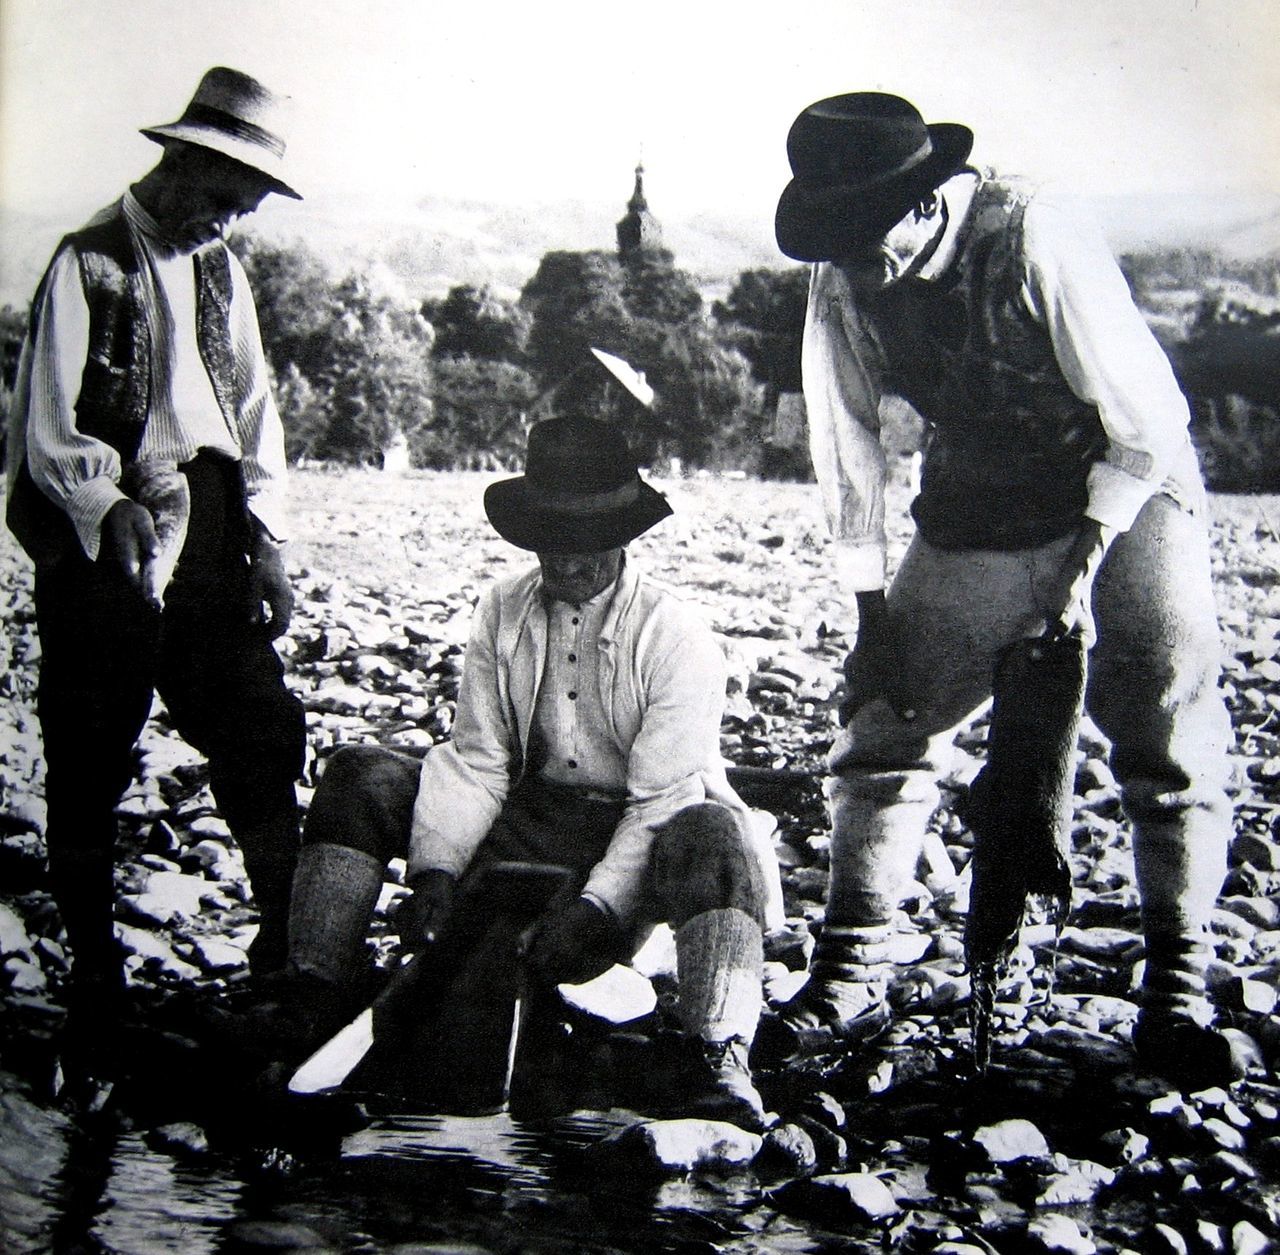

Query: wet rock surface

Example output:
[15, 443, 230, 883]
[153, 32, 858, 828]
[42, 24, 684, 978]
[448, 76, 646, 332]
[2, 470, 1280, 1252]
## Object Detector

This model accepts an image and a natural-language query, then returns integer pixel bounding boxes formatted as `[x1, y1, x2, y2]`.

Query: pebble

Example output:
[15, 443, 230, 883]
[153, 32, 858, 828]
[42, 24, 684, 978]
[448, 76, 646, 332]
[971, 1118, 1050, 1164]
[768, 1170, 900, 1226]
[1025, 1214, 1097, 1254]
[589, 1118, 762, 1176]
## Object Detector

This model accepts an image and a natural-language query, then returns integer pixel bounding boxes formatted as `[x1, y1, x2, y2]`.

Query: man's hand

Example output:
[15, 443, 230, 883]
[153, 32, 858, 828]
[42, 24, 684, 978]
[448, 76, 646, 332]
[838, 588, 896, 725]
[523, 896, 619, 987]
[101, 499, 159, 601]
[1027, 520, 1115, 644]
[247, 535, 294, 638]
[397, 868, 458, 950]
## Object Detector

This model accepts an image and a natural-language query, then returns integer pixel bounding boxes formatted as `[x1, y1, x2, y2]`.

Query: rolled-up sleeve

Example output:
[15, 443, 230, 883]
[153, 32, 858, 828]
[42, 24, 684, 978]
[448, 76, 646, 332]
[583, 603, 728, 921]
[1021, 200, 1192, 533]
[228, 252, 289, 542]
[22, 247, 129, 559]
[802, 262, 890, 591]
[408, 589, 516, 878]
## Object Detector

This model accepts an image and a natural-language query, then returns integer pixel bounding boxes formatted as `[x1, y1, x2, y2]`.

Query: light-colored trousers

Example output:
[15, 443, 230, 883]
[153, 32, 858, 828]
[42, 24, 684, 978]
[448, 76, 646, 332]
[826, 490, 1233, 946]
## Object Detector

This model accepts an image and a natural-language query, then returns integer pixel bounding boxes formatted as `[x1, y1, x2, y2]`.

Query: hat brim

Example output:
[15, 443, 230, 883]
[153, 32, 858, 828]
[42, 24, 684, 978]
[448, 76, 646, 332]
[141, 123, 302, 199]
[483, 477, 673, 553]
[775, 122, 972, 262]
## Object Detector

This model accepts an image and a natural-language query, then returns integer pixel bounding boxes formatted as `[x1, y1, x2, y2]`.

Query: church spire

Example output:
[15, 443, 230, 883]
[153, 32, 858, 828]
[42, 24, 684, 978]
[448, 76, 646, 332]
[616, 158, 663, 259]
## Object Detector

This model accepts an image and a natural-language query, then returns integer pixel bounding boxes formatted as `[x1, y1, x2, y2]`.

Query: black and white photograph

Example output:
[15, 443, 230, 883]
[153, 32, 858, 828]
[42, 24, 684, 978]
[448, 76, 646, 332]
[1, 1, 1278, 1250]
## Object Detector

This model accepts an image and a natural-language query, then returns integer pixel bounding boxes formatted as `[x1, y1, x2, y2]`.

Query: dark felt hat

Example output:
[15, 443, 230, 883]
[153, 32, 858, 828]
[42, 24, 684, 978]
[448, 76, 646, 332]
[775, 92, 972, 262]
[484, 417, 672, 554]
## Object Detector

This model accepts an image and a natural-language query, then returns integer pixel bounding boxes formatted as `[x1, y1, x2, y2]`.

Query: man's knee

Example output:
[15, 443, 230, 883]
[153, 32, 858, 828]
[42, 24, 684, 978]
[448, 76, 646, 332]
[303, 745, 418, 861]
[651, 803, 766, 928]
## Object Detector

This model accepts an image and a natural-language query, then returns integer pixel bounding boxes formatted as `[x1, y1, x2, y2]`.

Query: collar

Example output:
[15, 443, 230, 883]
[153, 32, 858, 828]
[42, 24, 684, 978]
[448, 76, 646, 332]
[122, 187, 216, 259]
[915, 170, 980, 283]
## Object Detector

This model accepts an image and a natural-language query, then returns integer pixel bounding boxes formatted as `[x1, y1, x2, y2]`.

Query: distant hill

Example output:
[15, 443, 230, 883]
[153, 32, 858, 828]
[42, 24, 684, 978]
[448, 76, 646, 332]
[3, 189, 1277, 312]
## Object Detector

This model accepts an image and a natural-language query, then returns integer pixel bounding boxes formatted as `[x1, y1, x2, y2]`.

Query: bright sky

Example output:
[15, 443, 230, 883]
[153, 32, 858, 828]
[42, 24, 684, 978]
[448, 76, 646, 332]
[1, 0, 1277, 227]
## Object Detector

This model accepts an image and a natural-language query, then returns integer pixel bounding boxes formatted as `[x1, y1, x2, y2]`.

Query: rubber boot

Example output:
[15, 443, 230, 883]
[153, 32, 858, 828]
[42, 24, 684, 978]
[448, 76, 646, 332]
[232, 842, 385, 1062]
[670, 907, 770, 1131]
[755, 923, 896, 1065]
[1132, 931, 1243, 1089]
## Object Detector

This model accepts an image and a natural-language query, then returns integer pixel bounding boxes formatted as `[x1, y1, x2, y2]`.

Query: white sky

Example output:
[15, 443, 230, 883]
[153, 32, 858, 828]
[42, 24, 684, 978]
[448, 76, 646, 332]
[1, 0, 1277, 228]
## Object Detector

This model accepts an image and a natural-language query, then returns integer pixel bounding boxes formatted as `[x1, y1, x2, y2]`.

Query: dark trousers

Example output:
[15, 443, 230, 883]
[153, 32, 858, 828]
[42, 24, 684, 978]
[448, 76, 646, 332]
[304, 745, 767, 942]
[34, 453, 305, 982]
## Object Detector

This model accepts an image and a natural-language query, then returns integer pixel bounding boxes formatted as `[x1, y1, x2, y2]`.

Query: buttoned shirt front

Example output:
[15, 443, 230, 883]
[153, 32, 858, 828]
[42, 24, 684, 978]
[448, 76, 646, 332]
[408, 558, 784, 928]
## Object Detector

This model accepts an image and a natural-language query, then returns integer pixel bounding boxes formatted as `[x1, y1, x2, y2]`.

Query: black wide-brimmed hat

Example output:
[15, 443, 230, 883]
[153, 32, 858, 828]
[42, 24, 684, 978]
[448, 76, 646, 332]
[775, 92, 972, 262]
[484, 416, 672, 554]
[141, 66, 302, 199]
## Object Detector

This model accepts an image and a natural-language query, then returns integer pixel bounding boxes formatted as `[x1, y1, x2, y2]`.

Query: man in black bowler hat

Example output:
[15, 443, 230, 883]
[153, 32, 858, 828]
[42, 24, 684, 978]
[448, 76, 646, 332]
[769, 92, 1239, 1089]
[245, 415, 782, 1130]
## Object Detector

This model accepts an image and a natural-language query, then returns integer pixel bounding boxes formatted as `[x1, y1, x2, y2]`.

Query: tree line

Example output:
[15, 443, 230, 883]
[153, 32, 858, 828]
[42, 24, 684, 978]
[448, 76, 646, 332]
[1, 235, 1277, 490]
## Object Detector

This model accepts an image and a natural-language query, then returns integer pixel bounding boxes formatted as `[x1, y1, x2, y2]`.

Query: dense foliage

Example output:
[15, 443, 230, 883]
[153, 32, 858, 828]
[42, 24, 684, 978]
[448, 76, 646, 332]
[1, 231, 1277, 489]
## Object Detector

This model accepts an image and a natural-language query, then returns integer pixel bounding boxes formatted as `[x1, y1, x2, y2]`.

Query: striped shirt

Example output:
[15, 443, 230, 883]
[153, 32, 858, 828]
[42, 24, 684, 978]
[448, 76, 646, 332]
[11, 191, 288, 560]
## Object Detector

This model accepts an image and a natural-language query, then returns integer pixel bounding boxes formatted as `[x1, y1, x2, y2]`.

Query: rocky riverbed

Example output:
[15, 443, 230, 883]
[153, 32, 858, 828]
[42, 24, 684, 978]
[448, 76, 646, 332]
[2, 468, 1279, 1254]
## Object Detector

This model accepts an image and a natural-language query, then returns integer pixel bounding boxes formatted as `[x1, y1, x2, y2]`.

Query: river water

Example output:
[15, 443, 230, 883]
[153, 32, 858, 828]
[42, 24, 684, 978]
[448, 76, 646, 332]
[0, 1073, 851, 1254]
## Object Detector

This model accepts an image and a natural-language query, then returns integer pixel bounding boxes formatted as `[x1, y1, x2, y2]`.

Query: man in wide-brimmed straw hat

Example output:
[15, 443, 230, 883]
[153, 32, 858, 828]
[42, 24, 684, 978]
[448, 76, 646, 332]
[6, 67, 306, 1104]
[768, 92, 1242, 1089]
[238, 415, 783, 1129]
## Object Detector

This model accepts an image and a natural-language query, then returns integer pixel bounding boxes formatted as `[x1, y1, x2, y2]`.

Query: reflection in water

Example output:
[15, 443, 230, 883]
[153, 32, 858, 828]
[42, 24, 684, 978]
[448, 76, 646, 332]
[2, 1076, 836, 1254]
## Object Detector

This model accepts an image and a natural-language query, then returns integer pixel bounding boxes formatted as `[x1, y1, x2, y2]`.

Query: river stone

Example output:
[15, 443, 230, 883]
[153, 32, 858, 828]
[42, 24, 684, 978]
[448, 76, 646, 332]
[1098, 1127, 1150, 1165]
[769, 1171, 901, 1227]
[1025, 1213, 1097, 1254]
[1231, 1220, 1271, 1254]
[189, 936, 248, 973]
[590, 1118, 761, 1176]
[147, 1121, 209, 1157]
[122, 870, 218, 924]
[1035, 1156, 1116, 1205]
[4, 956, 46, 993]
[0, 903, 33, 958]
[754, 1123, 818, 1179]
[1200, 1117, 1247, 1152]
[972, 1118, 1050, 1164]
[1150, 1223, 1190, 1255]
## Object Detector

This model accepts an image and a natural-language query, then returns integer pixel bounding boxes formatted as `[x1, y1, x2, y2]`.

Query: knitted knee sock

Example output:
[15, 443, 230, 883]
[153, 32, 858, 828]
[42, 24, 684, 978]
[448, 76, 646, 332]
[675, 908, 763, 1044]
[287, 842, 386, 990]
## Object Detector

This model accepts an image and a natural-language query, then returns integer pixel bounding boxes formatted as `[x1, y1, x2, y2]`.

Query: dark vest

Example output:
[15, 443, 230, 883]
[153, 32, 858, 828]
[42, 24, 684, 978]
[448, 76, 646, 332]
[7, 203, 238, 565]
[861, 176, 1109, 550]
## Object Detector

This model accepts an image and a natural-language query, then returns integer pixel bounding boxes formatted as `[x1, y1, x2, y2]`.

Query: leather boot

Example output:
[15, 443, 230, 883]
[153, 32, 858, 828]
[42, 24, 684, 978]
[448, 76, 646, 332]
[754, 923, 898, 1065]
[671, 907, 771, 1131]
[1133, 931, 1243, 1089]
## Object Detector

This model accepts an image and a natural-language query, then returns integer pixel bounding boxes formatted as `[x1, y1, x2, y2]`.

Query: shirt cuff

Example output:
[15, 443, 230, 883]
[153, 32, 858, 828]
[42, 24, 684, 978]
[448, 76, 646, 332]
[247, 490, 290, 544]
[834, 538, 887, 592]
[67, 475, 129, 561]
[1085, 460, 1159, 533]
[580, 890, 617, 923]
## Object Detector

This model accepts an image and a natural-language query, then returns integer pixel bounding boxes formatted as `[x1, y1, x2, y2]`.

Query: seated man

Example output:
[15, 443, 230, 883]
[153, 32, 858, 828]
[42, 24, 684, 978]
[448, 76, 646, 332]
[252, 416, 780, 1129]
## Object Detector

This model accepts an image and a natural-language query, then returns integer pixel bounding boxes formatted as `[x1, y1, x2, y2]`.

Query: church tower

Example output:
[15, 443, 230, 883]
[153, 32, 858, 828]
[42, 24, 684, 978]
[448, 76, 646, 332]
[615, 161, 664, 259]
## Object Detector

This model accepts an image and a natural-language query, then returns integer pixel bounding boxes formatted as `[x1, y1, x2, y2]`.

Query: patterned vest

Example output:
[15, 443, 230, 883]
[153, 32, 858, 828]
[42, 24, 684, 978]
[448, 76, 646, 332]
[861, 176, 1108, 550]
[8, 203, 238, 564]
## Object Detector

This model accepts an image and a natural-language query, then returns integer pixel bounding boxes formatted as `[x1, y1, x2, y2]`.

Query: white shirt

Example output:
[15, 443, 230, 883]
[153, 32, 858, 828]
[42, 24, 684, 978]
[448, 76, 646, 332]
[803, 171, 1200, 591]
[8, 192, 289, 559]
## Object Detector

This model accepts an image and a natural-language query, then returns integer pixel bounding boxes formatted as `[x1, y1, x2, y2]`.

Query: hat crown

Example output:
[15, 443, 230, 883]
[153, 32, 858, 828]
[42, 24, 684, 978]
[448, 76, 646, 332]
[787, 92, 932, 186]
[179, 66, 291, 158]
[525, 417, 638, 496]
